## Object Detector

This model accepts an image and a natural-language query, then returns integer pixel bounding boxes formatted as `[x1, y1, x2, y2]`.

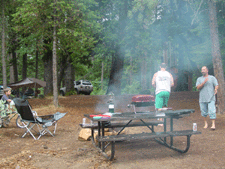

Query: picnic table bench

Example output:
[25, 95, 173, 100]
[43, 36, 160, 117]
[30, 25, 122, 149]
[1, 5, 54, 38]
[81, 109, 201, 160]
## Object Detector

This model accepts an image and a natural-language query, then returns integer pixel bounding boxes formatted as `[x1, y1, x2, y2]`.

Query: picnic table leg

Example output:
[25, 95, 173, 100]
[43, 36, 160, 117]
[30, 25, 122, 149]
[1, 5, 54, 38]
[98, 141, 115, 161]
[140, 119, 154, 132]
[164, 118, 167, 143]
[170, 118, 173, 146]
[99, 121, 115, 160]
[101, 122, 105, 152]
[117, 120, 132, 135]
[98, 121, 101, 148]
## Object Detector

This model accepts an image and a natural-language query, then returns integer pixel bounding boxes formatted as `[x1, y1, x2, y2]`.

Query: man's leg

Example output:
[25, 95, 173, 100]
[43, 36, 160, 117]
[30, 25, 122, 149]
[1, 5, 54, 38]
[203, 117, 208, 129]
[155, 92, 164, 109]
[208, 100, 216, 129]
[199, 102, 208, 128]
[155, 92, 164, 126]
[162, 92, 170, 107]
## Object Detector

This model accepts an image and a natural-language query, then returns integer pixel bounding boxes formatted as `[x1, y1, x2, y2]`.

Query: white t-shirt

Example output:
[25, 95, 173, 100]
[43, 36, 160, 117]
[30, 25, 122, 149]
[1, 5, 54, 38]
[155, 71, 171, 94]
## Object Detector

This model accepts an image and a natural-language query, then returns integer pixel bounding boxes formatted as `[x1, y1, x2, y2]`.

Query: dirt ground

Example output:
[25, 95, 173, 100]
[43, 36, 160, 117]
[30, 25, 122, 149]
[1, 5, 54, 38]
[0, 91, 225, 169]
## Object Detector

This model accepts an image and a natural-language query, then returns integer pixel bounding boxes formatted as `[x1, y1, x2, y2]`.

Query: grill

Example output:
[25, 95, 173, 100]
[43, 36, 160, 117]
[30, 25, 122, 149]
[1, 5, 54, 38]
[128, 95, 155, 113]
[131, 95, 155, 107]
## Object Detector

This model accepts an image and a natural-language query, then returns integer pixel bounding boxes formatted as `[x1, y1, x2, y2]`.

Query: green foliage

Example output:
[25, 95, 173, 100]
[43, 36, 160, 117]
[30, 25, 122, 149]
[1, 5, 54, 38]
[90, 79, 108, 95]
[1, 0, 225, 96]
[121, 81, 141, 94]
[65, 89, 76, 96]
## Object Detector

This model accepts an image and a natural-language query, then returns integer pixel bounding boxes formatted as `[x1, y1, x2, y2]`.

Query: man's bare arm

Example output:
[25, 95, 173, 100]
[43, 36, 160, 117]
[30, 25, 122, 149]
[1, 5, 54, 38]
[152, 73, 157, 87]
[170, 73, 174, 87]
[214, 85, 218, 95]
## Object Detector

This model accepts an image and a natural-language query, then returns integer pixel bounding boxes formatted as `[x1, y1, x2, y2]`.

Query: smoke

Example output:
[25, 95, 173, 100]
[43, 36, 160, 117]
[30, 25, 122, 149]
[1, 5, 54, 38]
[98, 0, 213, 95]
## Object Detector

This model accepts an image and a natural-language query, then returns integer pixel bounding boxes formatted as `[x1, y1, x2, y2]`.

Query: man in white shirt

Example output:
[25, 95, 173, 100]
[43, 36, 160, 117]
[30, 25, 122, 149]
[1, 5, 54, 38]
[152, 63, 174, 110]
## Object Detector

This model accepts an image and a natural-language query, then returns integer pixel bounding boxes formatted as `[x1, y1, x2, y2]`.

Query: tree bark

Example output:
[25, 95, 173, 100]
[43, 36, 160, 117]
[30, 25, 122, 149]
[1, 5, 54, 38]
[12, 51, 18, 82]
[53, 0, 58, 107]
[44, 58, 53, 95]
[64, 60, 74, 92]
[36, 43, 39, 79]
[22, 53, 27, 79]
[2, 0, 7, 88]
[106, 48, 124, 95]
[208, 0, 225, 114]
[22, 53, 27, 92]
[101, 61, 104, 90]
[129, 55, 133, 85]
[141, 53, 147, 91]
[9, 53, 15, 83]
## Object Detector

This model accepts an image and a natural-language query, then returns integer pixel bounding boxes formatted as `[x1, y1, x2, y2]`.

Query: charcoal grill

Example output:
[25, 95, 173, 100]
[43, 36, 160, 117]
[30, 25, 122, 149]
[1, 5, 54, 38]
[128, 95, 155, 113]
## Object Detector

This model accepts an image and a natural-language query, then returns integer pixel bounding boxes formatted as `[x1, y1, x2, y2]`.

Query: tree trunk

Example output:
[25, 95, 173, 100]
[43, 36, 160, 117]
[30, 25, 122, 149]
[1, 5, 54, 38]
[43, 36, 53, 95]
[141, 53, 147, 91]
[53, 1, 58, 107]
[129, 55, 133, 85]
[58, 56, 68, 90]
[2, 0, 7, 88]
[12, 49, 19, 97]
[22, 53, 27, 92]
[208, 0, 225, 114]
[64, 60, 74, 92]
[22, 53, 27, 79]
[106, 0, 128, 95]
[106, 48, 124, 95]
[101, 61, 104, 90]
[12, 51, 18, 82]
[36, 44, 39, 79]
[9, 53, 15, 83]
[44, 58, 53, 95]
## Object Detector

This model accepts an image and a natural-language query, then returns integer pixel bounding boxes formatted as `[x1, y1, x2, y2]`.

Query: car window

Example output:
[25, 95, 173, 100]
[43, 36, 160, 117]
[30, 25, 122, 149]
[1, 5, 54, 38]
[82, 82, 92, 85]
[76, 81, 81, 85]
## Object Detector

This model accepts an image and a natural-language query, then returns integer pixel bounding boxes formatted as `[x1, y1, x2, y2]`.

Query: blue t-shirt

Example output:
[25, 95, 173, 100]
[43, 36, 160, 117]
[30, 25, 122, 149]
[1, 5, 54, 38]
[196, 75, 218, 102]
[1, 94, 10, 104]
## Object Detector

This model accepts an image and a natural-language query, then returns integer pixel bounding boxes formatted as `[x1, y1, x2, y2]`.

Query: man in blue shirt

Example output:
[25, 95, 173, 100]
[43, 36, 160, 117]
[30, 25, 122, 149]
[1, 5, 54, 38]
[196, 66, 218, 130]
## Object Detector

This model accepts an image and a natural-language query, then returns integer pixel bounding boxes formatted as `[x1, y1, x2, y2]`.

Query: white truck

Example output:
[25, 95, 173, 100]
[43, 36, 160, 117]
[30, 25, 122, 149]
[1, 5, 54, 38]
[60, 80, 93, 96]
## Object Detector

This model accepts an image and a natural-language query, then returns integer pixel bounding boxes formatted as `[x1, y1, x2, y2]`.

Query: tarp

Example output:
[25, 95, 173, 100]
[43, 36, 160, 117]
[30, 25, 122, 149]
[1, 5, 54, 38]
[8, 78, 46, 90]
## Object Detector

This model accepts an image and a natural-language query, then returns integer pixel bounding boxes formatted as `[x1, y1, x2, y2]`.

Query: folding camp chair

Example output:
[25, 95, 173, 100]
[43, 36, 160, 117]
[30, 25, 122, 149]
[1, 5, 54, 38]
[13, 98, 67, 140]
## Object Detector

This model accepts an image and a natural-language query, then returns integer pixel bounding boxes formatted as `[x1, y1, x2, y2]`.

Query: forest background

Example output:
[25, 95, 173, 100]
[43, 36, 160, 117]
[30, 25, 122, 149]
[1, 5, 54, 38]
[1, 0, 225, 110]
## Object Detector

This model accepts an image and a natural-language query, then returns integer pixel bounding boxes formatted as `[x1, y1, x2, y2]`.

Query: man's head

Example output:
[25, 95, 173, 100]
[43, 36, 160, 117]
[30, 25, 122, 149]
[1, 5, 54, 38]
[160, 63, 167, 70]
[3, 87, 12, 95]
[201, 66, 208, 76]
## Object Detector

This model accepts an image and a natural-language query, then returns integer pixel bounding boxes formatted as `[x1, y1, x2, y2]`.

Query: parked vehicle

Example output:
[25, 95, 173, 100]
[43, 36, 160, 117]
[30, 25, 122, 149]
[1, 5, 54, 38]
[60, 80, 93, 96]
[74, 80, 93, 95]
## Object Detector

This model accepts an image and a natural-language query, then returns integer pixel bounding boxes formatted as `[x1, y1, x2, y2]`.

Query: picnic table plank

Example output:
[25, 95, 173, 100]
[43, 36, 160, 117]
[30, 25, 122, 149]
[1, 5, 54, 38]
[96, 130, 201, 142]
[80, 120, 163, 129]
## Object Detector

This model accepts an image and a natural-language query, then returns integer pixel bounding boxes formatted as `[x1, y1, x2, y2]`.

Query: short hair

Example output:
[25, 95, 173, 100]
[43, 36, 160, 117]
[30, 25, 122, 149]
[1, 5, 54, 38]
[3, 87, 11, 93]
[202, 66, 208, 71]
[160, 63, 167, 69]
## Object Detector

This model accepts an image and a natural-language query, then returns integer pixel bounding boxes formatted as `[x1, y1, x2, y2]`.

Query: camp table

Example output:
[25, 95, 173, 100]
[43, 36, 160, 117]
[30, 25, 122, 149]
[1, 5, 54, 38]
[81, 109, 201, 160]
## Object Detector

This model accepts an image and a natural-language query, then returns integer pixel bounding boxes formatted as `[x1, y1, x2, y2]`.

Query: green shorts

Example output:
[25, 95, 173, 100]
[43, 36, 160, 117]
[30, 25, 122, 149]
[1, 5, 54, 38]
[155, 91, 170, 109]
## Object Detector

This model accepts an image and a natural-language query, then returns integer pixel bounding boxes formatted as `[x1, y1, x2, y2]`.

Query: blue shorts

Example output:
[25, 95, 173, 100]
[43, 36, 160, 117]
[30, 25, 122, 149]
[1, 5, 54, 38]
[199, 101, 216, 119]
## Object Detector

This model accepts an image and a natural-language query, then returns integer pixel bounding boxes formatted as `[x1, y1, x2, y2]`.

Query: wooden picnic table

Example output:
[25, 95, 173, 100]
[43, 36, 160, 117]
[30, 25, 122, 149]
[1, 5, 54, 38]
[81, 109, 201, 160]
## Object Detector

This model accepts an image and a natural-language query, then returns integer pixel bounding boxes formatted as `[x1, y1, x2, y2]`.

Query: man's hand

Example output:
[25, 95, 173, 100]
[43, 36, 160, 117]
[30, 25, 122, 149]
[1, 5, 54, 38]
[197, 77, 208, 90]
[203, 77, 208, 84]
[214, 85, 218, 95]
[214, 89, 217, 95]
